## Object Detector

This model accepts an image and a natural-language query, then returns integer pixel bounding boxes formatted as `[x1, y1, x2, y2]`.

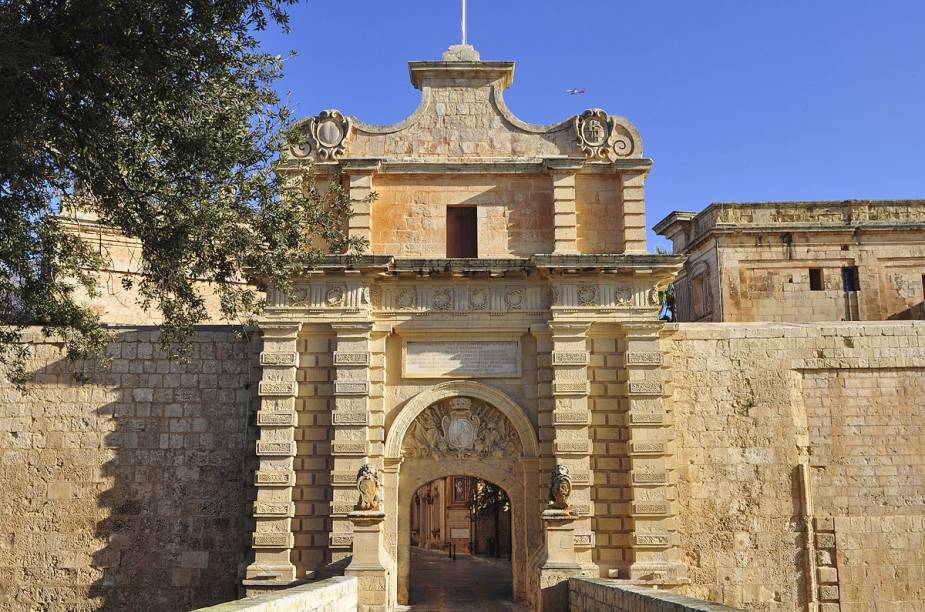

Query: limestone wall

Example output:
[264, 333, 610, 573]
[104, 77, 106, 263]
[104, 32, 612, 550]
[0, 328, 258, 612]
[192, 576, 357, 612]
[370, 174, 554, 257]
[664, 321, 925, 610]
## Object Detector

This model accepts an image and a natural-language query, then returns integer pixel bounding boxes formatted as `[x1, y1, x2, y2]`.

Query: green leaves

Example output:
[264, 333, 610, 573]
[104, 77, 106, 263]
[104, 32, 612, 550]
[0, 1, 358, 382]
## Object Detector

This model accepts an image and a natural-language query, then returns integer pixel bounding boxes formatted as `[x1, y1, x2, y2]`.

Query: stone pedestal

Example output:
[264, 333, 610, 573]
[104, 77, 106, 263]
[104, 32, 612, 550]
[539, 509, 582, 612]
[346, 511, 390, 612]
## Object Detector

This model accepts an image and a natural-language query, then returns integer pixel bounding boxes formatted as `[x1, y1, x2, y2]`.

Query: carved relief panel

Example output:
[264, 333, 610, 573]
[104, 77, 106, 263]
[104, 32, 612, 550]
[401, 397, 522, 460]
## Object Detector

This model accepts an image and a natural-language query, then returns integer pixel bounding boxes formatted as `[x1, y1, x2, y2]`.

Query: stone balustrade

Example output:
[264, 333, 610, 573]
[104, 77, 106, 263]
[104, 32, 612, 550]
[192, 577, 357, 612]
[569, 577, 744, 612]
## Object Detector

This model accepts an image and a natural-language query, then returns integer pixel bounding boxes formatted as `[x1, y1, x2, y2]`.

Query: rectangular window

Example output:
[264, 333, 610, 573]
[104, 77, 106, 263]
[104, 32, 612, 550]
[842, 266, 860, 292]
[809, 268, 824, 291]
[446, 207, 478, 258]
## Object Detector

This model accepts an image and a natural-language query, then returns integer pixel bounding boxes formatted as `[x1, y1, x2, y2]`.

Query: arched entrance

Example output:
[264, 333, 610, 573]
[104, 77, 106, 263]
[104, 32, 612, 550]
[383, 381, 540, 607]
[407, 476, 514, 607]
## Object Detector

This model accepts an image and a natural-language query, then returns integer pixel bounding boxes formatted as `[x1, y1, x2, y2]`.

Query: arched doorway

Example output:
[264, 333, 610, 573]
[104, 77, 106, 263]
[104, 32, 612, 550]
[383, 381, 540, 607]
[407, 476, 514, 607]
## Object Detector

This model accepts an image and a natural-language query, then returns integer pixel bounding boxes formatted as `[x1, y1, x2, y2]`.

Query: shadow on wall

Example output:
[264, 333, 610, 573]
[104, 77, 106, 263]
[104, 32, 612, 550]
[0, 327, 258, 611]
[888, 301, 925, 321]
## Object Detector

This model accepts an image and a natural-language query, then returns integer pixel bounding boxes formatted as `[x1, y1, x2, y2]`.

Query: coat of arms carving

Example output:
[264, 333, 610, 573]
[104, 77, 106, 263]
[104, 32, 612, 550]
[402, 397, 521, 460]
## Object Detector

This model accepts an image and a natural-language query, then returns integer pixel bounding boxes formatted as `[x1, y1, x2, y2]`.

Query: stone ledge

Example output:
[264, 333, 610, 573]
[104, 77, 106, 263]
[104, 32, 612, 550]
[569, 577, 745, 611]
[192, 576, 357, 612]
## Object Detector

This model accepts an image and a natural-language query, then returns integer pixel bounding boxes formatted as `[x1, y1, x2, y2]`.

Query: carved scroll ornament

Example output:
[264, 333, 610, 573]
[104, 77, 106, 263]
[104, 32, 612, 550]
[575, 109, 634, 160]
[291, 109, 353, 160]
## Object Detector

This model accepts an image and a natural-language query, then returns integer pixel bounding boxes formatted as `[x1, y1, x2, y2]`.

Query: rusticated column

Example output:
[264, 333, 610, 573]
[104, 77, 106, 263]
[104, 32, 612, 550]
[328, 323, 374, 565]
[245, 322, 302, 589]
[622, 322, 687, 585]
[344, 160, 379, 247]
[547, 160, 583, 255]
[548, 321, 597, 568]
[538, 321, 597, 609]
[621, 170, 648, 254]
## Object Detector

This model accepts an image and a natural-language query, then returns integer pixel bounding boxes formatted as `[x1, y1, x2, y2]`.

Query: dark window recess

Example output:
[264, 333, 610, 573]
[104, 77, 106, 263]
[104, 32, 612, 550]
[922, 274, 925, 298]
[809, 268, 824, 291]
[446, 207, 478, 258]
[842, 266, 860, 292]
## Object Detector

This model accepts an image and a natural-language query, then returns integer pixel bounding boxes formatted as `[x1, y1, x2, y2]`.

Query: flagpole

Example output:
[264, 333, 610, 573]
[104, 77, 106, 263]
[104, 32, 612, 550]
[462, 0, 467, 45]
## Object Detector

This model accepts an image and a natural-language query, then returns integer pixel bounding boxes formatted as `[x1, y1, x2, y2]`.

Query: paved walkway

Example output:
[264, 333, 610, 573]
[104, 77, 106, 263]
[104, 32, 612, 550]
[399, 547, 527, 611]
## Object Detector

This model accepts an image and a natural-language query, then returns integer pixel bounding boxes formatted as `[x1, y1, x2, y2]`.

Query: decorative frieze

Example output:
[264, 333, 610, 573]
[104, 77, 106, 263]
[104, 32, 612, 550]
[331, 441, 368, 455]
[259, 352, 298, 366]
[552, 381, 591, 396]
[627, 381, 663, 396]
[626, 351, 663, 366]
[554, 440, 591, 454]
[634, 533, 670, 547]
[553, 411, 590, 425]
[334, 351, 370, 366]
[253, 502, 295, 518]
[630, 441, 667, 455]
[632, 470, 668, 485]
[574, 532, 596, 548]
[252, 533, 295, 548]
[331, 472, 357, 485]
[552, 351, 589, 365]
[330, 533, 354, 548]
[334, 381, 369, 395]
[258, 381, 297, 396]
[256, 441, 297, 456]
[633, 502, 670, 515]
[570, 471, 592, 485]
[629, 411, 665, 425]
[255, 470, 296, 487]
[256, 411, 297, 427]
[331, 502, 355, 516]
[332, 410, 369, 425]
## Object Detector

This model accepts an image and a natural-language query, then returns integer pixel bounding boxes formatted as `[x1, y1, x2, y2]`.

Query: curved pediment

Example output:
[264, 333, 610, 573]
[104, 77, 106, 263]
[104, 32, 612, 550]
[286, 46, 643, 163]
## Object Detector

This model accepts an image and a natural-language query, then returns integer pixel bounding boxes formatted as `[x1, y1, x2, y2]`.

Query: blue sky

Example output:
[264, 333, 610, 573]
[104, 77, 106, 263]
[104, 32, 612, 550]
[256, 1, 925, 250]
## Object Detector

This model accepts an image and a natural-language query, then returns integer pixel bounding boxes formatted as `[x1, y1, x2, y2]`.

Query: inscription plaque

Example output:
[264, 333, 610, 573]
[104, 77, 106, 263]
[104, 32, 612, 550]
[405, 341, 519, 378]
[634, 534, 670, 547]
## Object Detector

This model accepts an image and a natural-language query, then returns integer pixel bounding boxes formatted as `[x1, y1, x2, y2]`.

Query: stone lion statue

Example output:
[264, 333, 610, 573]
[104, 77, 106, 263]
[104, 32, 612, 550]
[549, 464, 572, 510]
[356, 464, 380, 511]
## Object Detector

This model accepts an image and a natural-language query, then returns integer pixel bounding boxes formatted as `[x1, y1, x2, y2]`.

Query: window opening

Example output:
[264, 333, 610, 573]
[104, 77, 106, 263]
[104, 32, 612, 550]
[809, 268, 824, 291]
[842, 266, 860, 292]
[446, 207, 477, 258]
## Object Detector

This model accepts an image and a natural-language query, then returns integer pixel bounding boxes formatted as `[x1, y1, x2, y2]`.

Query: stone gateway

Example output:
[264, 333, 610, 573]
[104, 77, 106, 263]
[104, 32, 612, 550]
[2, 43, 924, 612]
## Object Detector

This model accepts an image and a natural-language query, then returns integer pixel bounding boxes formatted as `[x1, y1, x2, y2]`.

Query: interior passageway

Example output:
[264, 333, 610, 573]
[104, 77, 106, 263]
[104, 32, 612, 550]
[400, 547, 526, 611]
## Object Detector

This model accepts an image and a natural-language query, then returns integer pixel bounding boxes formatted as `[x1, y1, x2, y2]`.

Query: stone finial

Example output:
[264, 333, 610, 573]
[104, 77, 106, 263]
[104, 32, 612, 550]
[442, 44, 481, 62]
[356, 464, 381, 511]
[549, 464, 573, 510]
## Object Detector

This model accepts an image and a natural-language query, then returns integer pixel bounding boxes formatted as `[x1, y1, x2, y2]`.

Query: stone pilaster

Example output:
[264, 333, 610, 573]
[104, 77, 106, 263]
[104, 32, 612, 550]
[547, 160, 583, 255]
[344, 161, 379, 247]
[622, 322, 687, 585]
[329, 323, 374, 566]
[245, 322, 302, 588]
[548, 321, 596, 570]
[621, 170, 648, 254]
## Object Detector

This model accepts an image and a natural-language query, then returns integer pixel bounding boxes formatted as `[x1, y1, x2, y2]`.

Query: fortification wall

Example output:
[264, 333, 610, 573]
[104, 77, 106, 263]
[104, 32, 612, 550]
[664, 321, 925, 610]
[0, 328, 258, 612]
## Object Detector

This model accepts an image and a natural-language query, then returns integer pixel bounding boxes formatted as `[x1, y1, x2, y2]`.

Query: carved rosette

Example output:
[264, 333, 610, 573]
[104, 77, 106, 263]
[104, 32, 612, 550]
[401, 397, 522, 460]
[292, 109, 353, 160]
[575, 109, 634, 160]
